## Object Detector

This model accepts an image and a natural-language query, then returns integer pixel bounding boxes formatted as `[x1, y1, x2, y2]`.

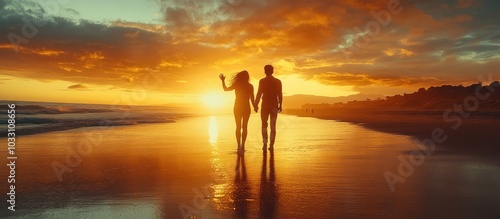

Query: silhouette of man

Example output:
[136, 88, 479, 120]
[255, 65, 282, 151]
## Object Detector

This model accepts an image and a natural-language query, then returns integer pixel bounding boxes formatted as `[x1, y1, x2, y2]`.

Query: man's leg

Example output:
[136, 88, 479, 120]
[260, 108, 270, 149]
[269, 108, 278, 149]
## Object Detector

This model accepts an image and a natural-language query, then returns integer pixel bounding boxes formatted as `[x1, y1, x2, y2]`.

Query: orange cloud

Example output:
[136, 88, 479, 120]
[314, 73, 444, 87]
[0, 0, 499, 100]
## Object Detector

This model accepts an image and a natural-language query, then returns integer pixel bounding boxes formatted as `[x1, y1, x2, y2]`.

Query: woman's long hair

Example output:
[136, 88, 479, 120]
[230, 70, 250, 88]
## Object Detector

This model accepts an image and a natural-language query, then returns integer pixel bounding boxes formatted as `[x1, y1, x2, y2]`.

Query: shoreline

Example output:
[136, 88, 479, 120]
[0, 119, 178, 137]
[284, 108, 500, 155]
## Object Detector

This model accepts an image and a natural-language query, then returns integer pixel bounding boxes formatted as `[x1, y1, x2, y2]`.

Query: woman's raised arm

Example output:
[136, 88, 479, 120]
[220, 74, 234, 91]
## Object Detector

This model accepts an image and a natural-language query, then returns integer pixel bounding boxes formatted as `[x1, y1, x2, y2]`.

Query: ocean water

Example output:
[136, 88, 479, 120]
[1, 111, 499, 218]
[0, 101, 194, 136]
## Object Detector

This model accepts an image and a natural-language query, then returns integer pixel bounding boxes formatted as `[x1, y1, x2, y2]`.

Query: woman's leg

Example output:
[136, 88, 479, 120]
[234, 111, 243, 148]
[241, 110, 251, 149]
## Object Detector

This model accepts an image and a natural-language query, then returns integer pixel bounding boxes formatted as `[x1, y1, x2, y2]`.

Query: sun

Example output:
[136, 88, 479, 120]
[203, 92, 225, 109]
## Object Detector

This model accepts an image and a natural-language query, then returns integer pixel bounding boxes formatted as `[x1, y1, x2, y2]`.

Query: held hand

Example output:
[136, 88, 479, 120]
[254, 106, 259, 113]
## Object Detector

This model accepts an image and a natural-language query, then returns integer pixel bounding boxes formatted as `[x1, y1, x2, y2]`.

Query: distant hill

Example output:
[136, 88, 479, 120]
[285, 93, 385, 109]
[302, 81, 500, 111]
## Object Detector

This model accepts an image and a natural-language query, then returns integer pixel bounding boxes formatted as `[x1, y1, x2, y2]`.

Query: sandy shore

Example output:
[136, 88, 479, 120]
[285, 108, 500, 155]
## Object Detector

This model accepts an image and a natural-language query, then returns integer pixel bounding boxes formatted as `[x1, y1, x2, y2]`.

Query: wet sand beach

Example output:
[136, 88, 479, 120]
[286, 109, 500, 155]
[2, 114, 500, 218]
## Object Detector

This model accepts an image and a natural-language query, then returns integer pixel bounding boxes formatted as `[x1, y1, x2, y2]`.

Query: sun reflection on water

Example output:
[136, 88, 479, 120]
[208, 115, 232, 212]
[209, 116, 218, 145]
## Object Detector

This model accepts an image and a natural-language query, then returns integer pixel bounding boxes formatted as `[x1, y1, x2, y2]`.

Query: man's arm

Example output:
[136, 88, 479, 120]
[278, 80, 283, 112]
[250, 85, 257, 112]
[255, 80, 263, 108]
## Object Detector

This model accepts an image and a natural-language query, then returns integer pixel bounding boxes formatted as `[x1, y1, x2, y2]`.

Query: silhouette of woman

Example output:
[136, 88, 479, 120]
[220, 71, 256, 153]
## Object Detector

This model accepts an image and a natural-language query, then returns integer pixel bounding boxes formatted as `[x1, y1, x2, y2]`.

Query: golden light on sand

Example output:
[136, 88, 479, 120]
[203, 92, 225, 109]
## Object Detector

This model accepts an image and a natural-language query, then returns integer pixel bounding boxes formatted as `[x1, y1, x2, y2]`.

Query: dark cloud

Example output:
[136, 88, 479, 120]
[0, 0, 227, 93]
[0, 0, 6, 10]
[67, 84, 87, 89]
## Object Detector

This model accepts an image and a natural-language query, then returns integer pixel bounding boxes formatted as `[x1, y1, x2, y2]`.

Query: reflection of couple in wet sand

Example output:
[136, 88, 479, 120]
[233, 148, 278, 219]
[220, 65, 283, 154]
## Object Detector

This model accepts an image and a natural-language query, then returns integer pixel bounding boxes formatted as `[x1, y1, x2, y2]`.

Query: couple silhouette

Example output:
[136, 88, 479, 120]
[220, 65, 283, 153]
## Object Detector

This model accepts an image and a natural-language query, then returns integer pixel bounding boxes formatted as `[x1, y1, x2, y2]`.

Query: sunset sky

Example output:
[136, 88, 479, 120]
[0, 0, 499, 107]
